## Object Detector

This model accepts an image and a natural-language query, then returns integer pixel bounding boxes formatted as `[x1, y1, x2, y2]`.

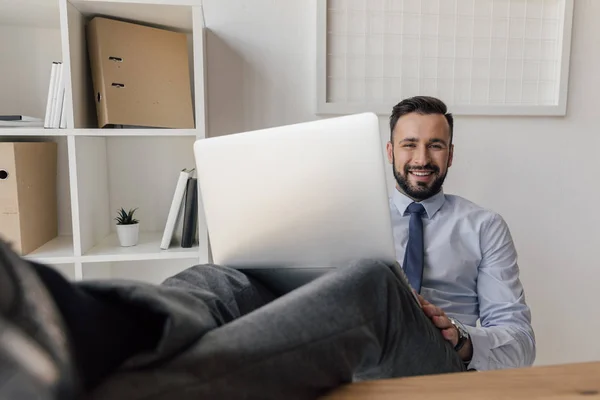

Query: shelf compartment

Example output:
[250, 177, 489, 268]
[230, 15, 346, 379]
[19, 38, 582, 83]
[81, 231, 199, 262]
[24, 236, 76, 265]
[73, 135, 200, 257]
[0, 13, 62, 126]
[0, 136, 74, 261]
[64, 0, 201, 129]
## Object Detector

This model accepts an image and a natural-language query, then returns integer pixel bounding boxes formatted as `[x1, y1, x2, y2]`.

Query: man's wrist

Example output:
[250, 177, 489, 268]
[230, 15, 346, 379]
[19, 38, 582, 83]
[449, 317, 473, 362]
[458, 338, 473, 362]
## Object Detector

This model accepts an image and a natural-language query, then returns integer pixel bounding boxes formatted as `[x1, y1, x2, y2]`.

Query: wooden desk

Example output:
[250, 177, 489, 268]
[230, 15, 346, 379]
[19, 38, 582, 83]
[321, 362, 600, 399]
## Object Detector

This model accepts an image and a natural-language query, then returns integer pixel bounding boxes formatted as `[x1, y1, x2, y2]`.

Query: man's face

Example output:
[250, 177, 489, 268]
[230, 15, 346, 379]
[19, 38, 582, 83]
[386, 113, 454, 201]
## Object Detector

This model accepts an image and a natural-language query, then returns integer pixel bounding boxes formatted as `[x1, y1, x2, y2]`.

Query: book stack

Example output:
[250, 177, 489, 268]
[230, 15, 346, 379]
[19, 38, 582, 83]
[44, 61, 67, 129]
[160, 168, 199, 249]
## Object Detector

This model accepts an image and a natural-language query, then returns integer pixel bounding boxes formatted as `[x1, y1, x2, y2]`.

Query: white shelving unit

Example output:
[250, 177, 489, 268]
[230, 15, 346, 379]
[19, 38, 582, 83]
[0, 0, 209, 284]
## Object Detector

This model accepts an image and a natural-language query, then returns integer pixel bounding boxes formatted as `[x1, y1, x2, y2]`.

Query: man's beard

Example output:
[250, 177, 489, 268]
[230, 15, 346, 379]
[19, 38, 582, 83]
[393, 156, 447, 201]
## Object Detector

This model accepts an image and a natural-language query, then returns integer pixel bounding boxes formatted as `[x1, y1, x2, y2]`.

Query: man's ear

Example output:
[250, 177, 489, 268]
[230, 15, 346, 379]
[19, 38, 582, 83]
[447, 144, 454, 168]
[386, 141, 394, 164]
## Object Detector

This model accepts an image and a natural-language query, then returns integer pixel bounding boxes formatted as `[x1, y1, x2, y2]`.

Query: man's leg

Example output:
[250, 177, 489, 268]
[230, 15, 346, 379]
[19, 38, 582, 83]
[0, 240, 79, 400]
[2, 237, 464, 400]
[159, 263, 278, 325]
[0, 239, 276, 399]
[88, 260, 465, 400]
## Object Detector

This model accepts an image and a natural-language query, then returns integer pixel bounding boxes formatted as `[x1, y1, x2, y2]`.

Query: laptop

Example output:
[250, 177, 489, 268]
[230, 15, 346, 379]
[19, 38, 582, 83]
[193, 112, 400, 294]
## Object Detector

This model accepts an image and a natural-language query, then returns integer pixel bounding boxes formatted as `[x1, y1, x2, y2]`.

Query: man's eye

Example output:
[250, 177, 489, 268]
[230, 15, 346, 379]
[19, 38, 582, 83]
[402, 144, 416, 148]
[430, 144, 443, 149]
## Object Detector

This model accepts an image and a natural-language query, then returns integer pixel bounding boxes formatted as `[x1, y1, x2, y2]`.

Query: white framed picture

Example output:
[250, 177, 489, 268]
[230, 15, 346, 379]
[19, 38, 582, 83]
[316, 0, 575, 116]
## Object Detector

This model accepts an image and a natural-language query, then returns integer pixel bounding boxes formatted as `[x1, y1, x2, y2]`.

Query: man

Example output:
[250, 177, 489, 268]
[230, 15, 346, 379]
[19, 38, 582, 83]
[0, 96, 534, 400]
[385, 96, 535, 370]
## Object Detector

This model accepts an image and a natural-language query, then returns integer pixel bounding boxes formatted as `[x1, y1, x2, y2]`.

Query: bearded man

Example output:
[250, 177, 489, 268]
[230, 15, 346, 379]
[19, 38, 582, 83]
[0, 96, 534, 400]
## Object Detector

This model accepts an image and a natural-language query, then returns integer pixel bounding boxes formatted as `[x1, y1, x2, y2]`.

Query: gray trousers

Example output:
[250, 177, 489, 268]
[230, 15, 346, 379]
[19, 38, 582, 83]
[84, 260, 466, 400]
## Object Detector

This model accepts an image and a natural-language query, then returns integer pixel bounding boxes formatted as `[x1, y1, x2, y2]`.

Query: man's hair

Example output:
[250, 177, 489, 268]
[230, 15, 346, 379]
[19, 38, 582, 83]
[389, 96, 454, 144]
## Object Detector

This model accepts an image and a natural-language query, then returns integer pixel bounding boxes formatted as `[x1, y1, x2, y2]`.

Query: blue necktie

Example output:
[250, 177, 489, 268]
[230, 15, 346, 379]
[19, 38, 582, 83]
[403, 202, 426, 293]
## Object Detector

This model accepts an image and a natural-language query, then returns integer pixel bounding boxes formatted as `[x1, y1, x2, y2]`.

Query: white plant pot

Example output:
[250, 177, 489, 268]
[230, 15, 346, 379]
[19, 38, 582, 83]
[116, 223, 139, 247]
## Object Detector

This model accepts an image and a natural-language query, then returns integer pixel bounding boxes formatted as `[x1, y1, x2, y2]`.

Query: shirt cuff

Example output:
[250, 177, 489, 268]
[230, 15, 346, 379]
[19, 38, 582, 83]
[464, 325, 492, 371]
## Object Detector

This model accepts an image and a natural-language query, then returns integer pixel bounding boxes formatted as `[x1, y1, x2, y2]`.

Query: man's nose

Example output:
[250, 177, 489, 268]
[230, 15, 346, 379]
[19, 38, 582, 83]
[412, 146, 430, 165]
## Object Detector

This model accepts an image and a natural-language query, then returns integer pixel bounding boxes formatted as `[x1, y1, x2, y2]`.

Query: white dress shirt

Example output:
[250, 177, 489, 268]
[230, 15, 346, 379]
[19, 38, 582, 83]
[390, 188, 536, 370]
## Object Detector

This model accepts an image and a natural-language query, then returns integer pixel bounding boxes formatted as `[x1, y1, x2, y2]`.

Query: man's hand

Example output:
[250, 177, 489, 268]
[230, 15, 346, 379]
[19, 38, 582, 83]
[416, 292, 473, 362]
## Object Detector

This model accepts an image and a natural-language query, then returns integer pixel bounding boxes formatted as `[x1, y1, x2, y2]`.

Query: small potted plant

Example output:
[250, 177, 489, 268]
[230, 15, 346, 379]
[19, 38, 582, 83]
[115, 207, 139, 247]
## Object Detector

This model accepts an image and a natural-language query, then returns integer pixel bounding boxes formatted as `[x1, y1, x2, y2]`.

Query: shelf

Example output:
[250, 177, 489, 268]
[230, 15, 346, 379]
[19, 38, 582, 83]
[0, 128, 200, 137]
[81, 231, 200, 262]
[24, 235, 75, 264]
[69, 128, 200, 137]
[68, 0, 194, 32]
[74, 135, 196, 255]
[0, 128, 68, 137]
[1, 0, 210, 283]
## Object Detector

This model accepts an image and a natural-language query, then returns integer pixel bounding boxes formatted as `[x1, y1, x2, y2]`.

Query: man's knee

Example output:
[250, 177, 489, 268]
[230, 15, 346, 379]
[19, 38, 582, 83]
[322, 259, 400, 301]
[342, 259, 397, 283]
[334, 259, 416, 305]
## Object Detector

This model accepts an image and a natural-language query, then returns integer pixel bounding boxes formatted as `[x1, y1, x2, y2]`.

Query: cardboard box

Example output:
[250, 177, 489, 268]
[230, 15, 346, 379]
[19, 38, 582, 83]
[0, 142, 58, 255]
[86, 17, 195, 129]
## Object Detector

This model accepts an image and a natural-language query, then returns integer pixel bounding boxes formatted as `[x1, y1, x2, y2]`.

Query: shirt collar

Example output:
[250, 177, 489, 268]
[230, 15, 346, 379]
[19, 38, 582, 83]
[392, 188, 446, 219]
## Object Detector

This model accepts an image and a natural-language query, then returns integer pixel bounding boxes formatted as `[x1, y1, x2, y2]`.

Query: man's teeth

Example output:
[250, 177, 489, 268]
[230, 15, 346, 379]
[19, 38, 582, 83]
[410, 171, 433, 176]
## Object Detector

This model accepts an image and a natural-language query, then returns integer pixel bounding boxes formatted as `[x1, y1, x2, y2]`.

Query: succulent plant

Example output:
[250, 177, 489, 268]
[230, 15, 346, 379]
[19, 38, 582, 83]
[114, 207, 139, 225]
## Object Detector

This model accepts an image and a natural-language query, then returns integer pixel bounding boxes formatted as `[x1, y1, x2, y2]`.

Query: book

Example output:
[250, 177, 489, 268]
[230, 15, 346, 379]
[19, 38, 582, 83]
[160, 168, 194, 250]
[181, 177, 198, 248]
[51, 63, 65, 129]
[59, 94, 67, 128]
[44, 62, 59, 128]
[43, 61, 67, 129]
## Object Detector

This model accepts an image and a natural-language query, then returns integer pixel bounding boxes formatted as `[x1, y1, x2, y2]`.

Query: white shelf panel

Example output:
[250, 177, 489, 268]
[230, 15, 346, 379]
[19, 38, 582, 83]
[81, 231, 200, 262]
[72, 0, 203, 5]
[24, 235, 75, 264]
[0, 128, 200, 138]
[68, 0, 195, 32]
[0, 128, 68, 137]
[69, 128, 200, 137]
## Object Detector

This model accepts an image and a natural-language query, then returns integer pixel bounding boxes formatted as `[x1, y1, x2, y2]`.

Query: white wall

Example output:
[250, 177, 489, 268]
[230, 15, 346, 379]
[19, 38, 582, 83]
[0, 25, 62, 119]
[202, 0, 599, 367]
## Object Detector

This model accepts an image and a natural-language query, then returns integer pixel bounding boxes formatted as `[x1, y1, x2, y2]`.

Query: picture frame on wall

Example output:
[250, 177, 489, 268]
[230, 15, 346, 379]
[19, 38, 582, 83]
[316, 0, 575, 116]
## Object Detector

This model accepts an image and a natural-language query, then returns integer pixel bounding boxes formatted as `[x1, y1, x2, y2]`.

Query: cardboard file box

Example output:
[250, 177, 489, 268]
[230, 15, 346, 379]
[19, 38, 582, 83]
[86, 17, 195, 129]
[0, 142, 58, 255]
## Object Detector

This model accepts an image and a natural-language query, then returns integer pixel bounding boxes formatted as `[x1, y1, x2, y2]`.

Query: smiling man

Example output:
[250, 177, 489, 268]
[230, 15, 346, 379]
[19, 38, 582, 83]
[386, 96, 536, 370]
[0, 96, 535, 400]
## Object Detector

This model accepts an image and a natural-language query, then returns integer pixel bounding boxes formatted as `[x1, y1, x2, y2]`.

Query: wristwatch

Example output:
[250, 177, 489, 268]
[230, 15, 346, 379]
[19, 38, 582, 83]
[448, 317, 469, 352]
